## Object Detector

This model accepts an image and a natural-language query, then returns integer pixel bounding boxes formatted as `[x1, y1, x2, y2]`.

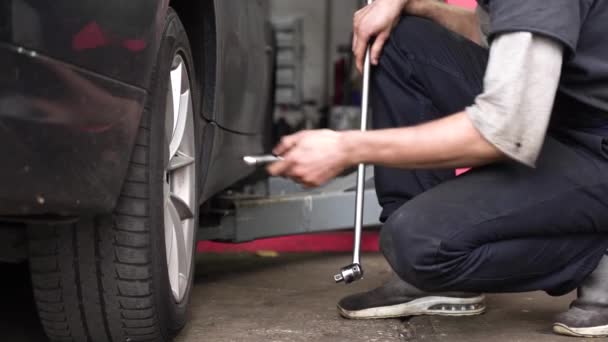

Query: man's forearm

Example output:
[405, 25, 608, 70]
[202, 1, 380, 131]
[343, 111, 504, 169]
[406, 0, 481, 44]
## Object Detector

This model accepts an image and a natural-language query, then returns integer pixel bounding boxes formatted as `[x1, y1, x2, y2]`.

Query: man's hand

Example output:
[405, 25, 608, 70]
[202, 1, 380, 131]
[353, 0, 409, 72]
[267, 130, 353, 188]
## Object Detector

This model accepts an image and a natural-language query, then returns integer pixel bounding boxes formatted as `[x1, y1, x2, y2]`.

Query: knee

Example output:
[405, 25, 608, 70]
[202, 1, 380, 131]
[393, 16, 439, 39]
[372, 16, 444, 106]
[381, 209, 439, 290]
[380, 205, 467, 292]
[380, 16, 445, 64]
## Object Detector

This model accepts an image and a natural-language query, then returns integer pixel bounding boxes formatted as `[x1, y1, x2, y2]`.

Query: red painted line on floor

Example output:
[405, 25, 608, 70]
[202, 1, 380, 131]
[198, 231, 380, 253]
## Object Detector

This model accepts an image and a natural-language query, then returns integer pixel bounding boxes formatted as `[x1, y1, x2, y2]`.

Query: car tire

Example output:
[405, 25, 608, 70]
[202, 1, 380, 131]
[28, 8, 201, 342]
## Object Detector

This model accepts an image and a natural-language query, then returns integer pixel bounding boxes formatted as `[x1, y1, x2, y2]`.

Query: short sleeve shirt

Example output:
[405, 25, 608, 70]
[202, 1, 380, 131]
[477, 0, 608, 129]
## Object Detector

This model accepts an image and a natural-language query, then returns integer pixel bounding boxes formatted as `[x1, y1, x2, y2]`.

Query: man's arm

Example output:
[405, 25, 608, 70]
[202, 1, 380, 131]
[267, 112, 500, 188]
[405, 0, 481, 44]
[341, 112, 501, 169]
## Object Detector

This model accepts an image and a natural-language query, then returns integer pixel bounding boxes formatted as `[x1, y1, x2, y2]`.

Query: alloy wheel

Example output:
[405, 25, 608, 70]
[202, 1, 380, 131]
[163, 53, 196, 303]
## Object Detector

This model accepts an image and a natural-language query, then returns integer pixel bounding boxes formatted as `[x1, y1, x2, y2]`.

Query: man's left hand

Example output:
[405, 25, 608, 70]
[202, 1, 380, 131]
[267, 130, 353, 188]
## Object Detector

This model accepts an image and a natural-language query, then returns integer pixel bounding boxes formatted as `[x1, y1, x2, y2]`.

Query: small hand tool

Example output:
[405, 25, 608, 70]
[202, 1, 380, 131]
[243, 155, 283, 166]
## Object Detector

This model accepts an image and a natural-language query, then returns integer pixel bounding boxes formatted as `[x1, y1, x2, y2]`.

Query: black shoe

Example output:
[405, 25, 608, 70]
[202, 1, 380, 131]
[553, 256, 608, 337]
[554, 255, 608, 338]
[554, 304, 608, 338]
[337, 275, 486, 320]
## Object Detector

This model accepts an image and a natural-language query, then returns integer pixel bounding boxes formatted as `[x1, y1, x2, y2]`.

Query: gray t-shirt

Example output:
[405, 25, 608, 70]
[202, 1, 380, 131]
[468, 0, 608, 166]
[478, 0, 608, 125]
[466, 32, 563, 166]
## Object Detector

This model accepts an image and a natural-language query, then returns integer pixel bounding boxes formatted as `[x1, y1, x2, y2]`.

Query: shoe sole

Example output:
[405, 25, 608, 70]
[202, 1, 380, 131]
[553, 323, 608, 338]
[338, 295, 486, 320]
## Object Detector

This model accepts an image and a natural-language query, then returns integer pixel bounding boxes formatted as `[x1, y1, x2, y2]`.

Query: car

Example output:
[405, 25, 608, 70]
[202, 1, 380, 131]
[0, 1, 275, 341]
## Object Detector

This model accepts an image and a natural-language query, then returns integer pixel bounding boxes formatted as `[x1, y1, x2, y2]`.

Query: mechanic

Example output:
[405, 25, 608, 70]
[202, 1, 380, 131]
[268, 0, 608, 338]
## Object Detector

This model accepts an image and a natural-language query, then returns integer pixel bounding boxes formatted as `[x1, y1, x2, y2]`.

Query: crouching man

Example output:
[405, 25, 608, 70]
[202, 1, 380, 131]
[269, 0, 608, 338]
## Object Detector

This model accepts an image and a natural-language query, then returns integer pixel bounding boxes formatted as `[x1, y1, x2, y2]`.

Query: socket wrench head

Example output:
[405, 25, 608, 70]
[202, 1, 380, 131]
[334, 263, 364, 284]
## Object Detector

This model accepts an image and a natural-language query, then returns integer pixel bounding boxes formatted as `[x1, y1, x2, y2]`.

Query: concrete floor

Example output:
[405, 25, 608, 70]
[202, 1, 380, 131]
[2, 253, 607, 342]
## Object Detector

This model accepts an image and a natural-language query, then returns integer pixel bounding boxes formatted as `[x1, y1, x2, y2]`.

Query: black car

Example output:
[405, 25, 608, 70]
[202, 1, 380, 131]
[0, 1, 275, 341]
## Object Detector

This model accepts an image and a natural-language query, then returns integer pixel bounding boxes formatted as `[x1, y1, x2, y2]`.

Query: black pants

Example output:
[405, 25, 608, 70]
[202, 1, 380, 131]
[373, 17, 608, 296]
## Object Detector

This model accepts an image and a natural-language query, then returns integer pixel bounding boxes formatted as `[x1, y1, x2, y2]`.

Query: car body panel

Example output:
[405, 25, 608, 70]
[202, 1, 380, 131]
[0, 44, 145, 215]
[0, 0, 274, 217]
[199, 124, 266, 202]
[199, 0, 274, 198]
[211, 0, 273, 134]
[0, 0, 167, 89]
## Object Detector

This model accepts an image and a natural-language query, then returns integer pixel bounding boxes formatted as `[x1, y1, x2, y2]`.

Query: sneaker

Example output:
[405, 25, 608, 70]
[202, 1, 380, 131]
[554, 305, 608, 338]
[337, 275, 486, 319]
[553, 255, 608, 338]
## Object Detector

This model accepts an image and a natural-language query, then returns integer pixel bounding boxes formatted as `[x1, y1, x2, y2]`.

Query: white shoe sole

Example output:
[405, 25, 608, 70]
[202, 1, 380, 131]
[553, 323, 608, 338]
[338, 295, 486, 320]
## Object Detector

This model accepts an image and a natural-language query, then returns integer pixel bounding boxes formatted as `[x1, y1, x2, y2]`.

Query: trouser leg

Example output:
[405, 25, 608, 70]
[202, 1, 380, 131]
[371, 16, 488, 221]
[382, 134, 608, 295]
[372, 16, 608, 296]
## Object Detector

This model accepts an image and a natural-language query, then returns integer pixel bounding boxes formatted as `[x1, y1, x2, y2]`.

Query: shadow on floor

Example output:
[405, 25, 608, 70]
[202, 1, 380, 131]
[194, 252, 333, 284]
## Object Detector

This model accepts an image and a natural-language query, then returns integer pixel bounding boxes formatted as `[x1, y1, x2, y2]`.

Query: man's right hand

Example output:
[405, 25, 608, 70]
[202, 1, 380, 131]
[353, 0, 410, 72]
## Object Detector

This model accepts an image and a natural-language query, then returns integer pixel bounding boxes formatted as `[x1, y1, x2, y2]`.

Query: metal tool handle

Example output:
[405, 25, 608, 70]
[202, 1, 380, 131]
[352, 38, 372, 266]
[243, 155, 283, 166]
[353, 0, 374, 265]
[334, 0, 373, 285]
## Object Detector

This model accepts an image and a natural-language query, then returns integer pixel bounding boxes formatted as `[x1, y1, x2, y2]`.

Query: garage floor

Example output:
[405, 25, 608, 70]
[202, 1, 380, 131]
[2, 253, 605, 342]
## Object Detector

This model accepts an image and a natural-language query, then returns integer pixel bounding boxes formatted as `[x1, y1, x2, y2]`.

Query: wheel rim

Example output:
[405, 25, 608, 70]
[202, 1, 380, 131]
[164, 54, 196, 303]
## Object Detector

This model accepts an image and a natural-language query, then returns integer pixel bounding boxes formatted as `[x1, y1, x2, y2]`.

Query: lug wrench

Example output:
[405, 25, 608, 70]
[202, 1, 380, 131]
[246, 0, 372, 284]
[334, 0, 373, 285]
